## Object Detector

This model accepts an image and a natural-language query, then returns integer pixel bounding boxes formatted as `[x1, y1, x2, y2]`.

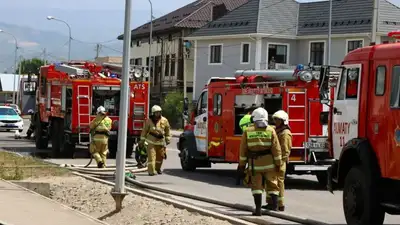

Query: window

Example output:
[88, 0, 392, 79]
[40, 76, 46, 96]
[134, 58, 142, 66]
[209, 44, 222, 64]
[213, 94, 222, 115]
[165, 54, 170, 76]
[130, 58, 135, 65]
[241, 43, 250, 64]
[268, 44, 288, 67]
[0, 107, 17, 116]
[337, 69, 347, 100]
[375, 66, 386, 96]
[345, 68, 359, 99]
[309, 42, 325, 65]
[23, 81, 36, 93]
[347, 40, 363, 53]
[197, 91, 208, 115]
[92, 86, 121, 116]
[171, 54, 176, 77]
[390, 66, 400, 107]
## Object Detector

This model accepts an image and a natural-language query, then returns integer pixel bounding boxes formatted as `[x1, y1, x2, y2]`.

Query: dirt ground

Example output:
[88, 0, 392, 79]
[31, 176, 234, 225]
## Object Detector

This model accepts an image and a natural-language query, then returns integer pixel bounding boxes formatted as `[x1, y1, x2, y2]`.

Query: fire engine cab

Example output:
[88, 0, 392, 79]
[178, 65, 335, 185]
[320, 31, 400, 225]
[35, 62, 149, 158]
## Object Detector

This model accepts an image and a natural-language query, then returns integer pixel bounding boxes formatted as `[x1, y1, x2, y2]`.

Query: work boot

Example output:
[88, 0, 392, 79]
[97, 161, 105, 168]
[278, 205, 285, 212]
[252, 194, 262, 216]
[261, 199, 272, 209]
[265, 194, 279, 211]
[156, 169, 163, 174]
[148, 173, 156, 176]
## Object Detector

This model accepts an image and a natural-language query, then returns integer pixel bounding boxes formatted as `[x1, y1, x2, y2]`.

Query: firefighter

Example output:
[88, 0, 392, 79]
[89, 106, 112, 168]
[237, 107, 282, 216]
[263, 110, 292, 211]
[239, 105, 256, 131]
[140, 105, 171, 176]
[25, 109, 35, 139]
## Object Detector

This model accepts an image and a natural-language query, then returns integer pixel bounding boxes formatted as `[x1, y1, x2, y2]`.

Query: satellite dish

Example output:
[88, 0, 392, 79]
[142, 69, 150, 78]
[133, 68, 142, 78]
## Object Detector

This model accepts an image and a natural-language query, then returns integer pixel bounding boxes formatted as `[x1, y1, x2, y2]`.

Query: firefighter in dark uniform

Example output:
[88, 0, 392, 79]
[263, 110, 292, 211]
[237, 107, 283, 216]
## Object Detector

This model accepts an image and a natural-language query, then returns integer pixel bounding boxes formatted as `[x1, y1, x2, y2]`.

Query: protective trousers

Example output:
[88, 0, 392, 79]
[147, 144, 166, 174]
[251, 172, 279, 194]
[89, 135, 108, 167]
[266, 162, 286, 207]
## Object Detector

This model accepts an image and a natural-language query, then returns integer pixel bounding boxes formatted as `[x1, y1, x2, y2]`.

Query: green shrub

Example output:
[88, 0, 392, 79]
[161, 92, 184, 129]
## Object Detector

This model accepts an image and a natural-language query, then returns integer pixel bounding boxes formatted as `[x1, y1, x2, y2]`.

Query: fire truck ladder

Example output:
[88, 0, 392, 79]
[287, 89, 307, 162]
[77, 85, 91, 145]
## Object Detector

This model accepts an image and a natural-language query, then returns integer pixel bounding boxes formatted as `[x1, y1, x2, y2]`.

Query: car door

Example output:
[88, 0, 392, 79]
[193, 90, 208, 153]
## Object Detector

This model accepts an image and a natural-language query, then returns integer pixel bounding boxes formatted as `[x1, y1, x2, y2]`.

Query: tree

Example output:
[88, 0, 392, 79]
[16, 58, 45, 75]
[161, 92, 184, 129]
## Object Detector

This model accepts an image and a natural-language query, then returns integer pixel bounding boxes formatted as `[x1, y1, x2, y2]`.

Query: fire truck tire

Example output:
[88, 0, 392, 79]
[35, 121, 48, 150]
[51, 119, 63, 158]
[316, 172, 328, 187]
[180, 145, 197, 171]
[343, 166, 385, 225]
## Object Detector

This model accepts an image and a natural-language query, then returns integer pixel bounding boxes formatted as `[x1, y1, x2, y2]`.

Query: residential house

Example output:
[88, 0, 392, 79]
[117, 0, 249, 102]
[185, 0, 400, 100]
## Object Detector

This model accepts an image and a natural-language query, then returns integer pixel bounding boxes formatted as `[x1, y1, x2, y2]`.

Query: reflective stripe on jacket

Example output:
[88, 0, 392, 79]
[239, 114, 252, 131]
[90, 115, 112, 143]
[239, 125, 282, 172]
[140, 116, 171, 146]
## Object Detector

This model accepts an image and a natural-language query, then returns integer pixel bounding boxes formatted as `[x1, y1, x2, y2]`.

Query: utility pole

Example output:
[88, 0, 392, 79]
[111, 0, 131, 212]
[95, 44, 101, 59]
[371, 0, 379, 44]
[16, 55, 23, 107]
[43, 48, 47, 65]
[327, 0, 332, 65]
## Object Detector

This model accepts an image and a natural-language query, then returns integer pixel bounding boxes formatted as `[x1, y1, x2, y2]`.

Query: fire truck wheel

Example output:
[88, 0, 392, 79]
[343, 166, 385, 225]
[316, 172, 328, 187]
[35, 121, 48, 150]
[51, 119, 64, 158]
[180, 145, 196, 171]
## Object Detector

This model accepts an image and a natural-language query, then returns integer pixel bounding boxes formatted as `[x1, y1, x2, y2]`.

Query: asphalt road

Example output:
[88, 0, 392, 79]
[1, 119, 399, 224]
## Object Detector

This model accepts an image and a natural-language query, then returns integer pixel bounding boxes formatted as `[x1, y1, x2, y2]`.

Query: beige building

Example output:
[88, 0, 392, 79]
[95, 56, 122, 64]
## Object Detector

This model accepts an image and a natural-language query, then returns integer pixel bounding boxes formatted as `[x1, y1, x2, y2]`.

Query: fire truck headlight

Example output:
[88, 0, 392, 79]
[298, 71, 312, 82]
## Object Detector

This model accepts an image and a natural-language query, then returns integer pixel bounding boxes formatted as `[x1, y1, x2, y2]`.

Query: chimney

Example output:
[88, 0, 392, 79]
[212, 4, 228, 21]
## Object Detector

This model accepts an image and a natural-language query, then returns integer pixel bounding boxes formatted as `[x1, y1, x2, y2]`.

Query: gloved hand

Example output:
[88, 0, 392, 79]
[166, 139, 171, 145]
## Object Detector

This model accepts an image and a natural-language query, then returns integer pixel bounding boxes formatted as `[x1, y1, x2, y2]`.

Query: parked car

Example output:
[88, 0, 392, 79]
[0, 106, 23, 132]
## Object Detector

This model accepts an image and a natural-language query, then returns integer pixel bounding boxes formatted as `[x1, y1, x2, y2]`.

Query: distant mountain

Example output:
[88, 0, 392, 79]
[0, 22, 122, 73]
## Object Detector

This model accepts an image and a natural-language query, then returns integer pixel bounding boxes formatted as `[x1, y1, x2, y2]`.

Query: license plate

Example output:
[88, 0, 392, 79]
[6, 124, 16, 127]
[109, 131, 117, 135]
[303, 142, 327, 149]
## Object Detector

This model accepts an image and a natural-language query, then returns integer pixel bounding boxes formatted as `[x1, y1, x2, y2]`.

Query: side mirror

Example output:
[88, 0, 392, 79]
[320, 112, 329, 125]
[183, 97, 189, 111]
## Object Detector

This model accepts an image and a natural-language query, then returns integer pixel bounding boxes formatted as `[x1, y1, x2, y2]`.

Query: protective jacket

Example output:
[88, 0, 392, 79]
[89, 115, 112, 143]
[140, 116, 171, 146]
[275, 126, 292, 162]
[239, 114, 252, 131]
[239, 125, 282, 173]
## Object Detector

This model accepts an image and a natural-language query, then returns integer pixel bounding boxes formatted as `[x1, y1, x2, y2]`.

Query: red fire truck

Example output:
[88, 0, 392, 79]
[177, 66, 335, 185]
[34, 62, 149, 158]
[321, 32, 400, 225]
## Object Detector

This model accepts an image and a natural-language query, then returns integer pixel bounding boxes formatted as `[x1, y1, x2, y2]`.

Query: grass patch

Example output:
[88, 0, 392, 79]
[0, 151, 70, 180]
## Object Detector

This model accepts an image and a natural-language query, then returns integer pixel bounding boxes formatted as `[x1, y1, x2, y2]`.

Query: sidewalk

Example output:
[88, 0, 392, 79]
[0, 180, 107, 225]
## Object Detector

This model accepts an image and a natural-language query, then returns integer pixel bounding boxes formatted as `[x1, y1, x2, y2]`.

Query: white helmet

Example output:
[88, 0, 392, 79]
[151, 105, 162, 114]
[97, 106, 106, 114]
[272, 110, 289, 125]
[252, 107, 269, 125]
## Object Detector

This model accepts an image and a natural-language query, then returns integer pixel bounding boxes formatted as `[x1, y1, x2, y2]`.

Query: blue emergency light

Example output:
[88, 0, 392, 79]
[296, 64, 305, 71]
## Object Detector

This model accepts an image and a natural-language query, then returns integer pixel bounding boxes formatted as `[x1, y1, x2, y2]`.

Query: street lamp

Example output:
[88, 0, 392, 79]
[47, 16, 72, 61]
[0, 29, 19, 104]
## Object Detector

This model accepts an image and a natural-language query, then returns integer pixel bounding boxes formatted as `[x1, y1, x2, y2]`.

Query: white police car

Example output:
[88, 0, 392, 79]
[0, 106, 23, 132]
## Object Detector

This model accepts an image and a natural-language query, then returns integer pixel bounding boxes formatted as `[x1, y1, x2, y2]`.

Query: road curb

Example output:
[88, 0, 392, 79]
[73, 172, 257, 225]
[1, 178, 109, 225]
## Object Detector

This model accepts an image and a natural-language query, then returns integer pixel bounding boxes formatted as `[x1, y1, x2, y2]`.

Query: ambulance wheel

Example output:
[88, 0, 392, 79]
[316, 171, 328, 187]
[343, 166, 385, 225]
[180, 146, 196, 171]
